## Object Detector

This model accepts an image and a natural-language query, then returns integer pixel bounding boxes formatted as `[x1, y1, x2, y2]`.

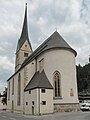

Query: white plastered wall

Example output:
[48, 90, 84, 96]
[24, 88, 53, 115]
[25, 59, 36, 86]
[37, 49, 79, 104]
[7, 68, 25, 113]
[24, 89, 38, 115]
[40, 89, 53, 114]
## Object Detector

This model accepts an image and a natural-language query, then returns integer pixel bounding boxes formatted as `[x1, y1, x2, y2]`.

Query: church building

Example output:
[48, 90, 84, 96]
[7, 4, 80, 115]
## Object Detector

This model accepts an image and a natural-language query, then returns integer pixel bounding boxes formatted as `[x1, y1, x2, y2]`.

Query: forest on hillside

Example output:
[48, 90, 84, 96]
[76, 63, 90, 93]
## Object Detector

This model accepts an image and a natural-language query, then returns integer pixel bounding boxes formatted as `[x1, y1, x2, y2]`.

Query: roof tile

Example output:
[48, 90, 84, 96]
[24, 70, 53, 91]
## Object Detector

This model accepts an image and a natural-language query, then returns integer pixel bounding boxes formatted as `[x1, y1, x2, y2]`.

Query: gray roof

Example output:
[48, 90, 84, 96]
[21, 31, 77, 68]
[7, 31, 77, 81]
[16, 3, 32, 52]
[24, 70, 53, 91]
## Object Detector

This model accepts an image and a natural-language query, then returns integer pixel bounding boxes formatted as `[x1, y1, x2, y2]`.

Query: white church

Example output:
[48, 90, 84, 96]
[7, 4, 80, 115]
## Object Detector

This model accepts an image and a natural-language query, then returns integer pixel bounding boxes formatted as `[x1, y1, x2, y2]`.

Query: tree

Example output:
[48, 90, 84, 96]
[76, 63, 90, 93]
[2, 87, 7, 105]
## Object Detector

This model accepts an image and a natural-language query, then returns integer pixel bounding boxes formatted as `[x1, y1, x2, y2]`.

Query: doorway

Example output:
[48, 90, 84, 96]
[11, 100, 14, 112]
[32, 106, 34, 115]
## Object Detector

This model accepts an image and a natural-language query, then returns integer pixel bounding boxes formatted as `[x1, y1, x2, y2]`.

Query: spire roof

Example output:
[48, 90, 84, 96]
[16, 3, 32, 52]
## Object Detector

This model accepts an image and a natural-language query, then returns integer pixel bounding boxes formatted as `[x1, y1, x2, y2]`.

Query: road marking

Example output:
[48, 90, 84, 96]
[10, 118, 16, 120]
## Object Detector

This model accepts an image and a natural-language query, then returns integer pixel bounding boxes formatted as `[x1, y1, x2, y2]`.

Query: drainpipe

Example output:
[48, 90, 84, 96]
[23, 89, 25, 114]
[22, 80, 24, 114]
[36, 58, 40, 115]
[23, 66, 27, 114]
[38, 88, 40, 115]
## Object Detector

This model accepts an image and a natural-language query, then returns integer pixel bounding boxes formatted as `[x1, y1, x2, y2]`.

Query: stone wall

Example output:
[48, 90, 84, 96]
[54, 103, 80, 112]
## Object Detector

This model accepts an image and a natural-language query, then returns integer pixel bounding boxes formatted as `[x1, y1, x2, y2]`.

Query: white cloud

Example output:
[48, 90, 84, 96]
[0, 56, 14, 71]
[70, 0, 81, 21]
[0, 56, 14, 94]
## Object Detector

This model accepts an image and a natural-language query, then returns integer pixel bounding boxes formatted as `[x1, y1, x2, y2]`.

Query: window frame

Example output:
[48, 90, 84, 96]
[29, 90, 31, 94]
[41, 89, 46, 93]
[12, 78, 14, 95]
[32, 101, 34, 105]
[42, 101, 46, 105]
[17, 73, 21, 106]
[26, 102, 28, 105]
[8, 81, 10, 101]
[53, 71, 61, 98]
[24, 52, 28, 57]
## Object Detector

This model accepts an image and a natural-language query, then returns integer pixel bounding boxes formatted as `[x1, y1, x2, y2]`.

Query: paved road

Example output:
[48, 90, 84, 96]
[0, 111, 90, 120]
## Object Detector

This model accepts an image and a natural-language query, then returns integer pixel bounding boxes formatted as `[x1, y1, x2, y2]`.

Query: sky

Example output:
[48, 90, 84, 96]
[0, 0, 90, 93]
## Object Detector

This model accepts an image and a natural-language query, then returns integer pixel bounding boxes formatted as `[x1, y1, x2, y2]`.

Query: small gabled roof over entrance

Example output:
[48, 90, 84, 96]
[24, 70, 53, 91]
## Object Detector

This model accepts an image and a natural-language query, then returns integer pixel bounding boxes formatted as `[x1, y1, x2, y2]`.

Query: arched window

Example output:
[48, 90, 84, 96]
[54, 71, 61, 97]
[12, 78, 14, 95]
[8, 81, 10, 100]
[17, 73, 21, 105]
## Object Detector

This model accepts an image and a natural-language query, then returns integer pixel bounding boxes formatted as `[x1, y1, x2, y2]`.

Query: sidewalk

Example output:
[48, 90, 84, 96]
[23, 111, 82, 119]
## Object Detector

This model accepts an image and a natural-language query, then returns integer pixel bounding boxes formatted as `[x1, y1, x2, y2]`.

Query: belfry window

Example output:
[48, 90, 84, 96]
[24, 52, 28, 57]
[54, 71, 61, 97]
[17, 73, 21, 105]
[41, 89, 46, 93]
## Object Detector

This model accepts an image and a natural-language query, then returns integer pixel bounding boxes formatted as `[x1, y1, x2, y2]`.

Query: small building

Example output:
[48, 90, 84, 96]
[7, 4, 79, 115]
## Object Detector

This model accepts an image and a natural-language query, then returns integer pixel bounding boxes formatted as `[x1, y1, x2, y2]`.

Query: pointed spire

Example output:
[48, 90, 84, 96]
[20, 3, 28, 40]
[16, 3, 32, 52]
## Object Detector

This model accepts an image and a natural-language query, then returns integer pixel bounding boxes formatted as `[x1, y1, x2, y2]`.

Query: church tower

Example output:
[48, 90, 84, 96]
[15, 3, 32, 72]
